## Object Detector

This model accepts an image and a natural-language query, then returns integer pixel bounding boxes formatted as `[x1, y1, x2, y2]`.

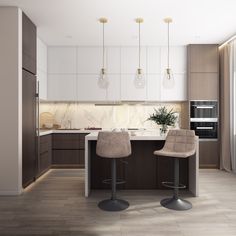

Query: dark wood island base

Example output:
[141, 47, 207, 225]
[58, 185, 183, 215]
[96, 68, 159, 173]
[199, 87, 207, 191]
[90, 140, 189, 190]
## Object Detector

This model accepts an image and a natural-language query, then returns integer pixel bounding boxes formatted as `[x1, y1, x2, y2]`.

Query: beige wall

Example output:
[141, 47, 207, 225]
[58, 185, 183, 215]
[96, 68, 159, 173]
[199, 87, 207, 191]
[0, 7, 22, 195]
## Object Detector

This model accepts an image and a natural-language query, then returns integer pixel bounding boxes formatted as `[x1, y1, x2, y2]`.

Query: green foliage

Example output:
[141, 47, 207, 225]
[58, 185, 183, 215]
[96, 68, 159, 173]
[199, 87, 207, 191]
[147, 107, 177, 126]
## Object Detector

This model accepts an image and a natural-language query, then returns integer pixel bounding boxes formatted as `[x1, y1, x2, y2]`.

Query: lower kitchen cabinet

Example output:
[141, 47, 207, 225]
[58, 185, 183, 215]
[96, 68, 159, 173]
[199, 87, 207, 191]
[52, 133, 88, 168]
[199, 140, 219, 168]
[38, 134, 52, 177]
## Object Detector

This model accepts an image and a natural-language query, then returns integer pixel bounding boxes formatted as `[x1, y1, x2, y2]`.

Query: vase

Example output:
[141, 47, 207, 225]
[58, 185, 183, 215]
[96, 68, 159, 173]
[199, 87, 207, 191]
[160, 124, 168, 135]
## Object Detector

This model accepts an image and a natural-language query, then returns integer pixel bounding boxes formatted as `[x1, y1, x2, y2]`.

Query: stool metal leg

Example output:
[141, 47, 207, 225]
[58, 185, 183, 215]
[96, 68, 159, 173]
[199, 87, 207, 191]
[111, 158, 116, 200]
[98, 159, 129, 211]
[161, 158, 192, 211]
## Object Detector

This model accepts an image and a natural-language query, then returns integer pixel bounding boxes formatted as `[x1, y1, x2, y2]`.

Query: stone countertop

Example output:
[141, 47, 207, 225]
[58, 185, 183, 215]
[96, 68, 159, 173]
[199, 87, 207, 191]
[40, 129, 166, 140]
[39, 129, 93, 136]
[85, 130, 166, 141]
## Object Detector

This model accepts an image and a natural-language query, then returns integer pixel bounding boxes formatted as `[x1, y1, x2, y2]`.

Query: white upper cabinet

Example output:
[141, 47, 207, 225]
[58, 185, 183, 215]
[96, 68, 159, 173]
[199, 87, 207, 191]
[121, 47, 146, 74]
[147, 74, 161, 101]
[37, 38, 47, 100]
[160, 46, 187, 74]
[161, 74, 187, 101]
[147, 47, 161, 74]
[121, 74, 147, 101]
[77, 47, 103, 74]
[47, 46, 187, 102]
[120, 47, 147, 101]
[77, 74, 106, 101]
[159, 46, 187, 101]
[47, 74, 77, 101]
[107, 47, 120, 74]
[48, 47, 76, 74]
[107, 75, 121, 101]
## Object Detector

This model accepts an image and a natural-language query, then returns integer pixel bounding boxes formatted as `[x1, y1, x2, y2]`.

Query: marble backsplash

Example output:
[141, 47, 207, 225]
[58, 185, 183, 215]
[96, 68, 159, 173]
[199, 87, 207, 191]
[39, 102, 188, 130]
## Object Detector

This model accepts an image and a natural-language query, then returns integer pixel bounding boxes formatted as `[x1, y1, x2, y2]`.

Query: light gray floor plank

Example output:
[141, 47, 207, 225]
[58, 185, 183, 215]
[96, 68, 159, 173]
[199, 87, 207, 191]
[0, 169, 236, 236]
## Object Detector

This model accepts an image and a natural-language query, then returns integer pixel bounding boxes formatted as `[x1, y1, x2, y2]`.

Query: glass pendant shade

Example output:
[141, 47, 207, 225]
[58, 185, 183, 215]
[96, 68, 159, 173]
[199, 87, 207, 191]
[163, 68, 174, 89]
[98, 68, 109, 89]
[134, 68, 145, 88]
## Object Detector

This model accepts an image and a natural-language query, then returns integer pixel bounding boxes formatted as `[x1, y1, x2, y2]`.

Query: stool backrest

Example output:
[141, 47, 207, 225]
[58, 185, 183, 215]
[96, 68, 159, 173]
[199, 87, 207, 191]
[96, 131, 131, 158]
[163, 129, 196, 155]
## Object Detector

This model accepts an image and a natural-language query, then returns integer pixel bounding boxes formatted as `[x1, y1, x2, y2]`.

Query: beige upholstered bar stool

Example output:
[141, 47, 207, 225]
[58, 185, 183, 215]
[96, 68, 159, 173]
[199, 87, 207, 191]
[154, 129, 196, 211]
[96, 131, 131, 211]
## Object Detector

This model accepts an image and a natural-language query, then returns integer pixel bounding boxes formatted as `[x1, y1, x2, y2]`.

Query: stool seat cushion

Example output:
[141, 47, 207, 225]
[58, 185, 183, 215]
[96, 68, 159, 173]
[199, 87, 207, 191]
[96, 131, 131, 158]
[154, 149, 195, 158]
[154, 129, 196, 158]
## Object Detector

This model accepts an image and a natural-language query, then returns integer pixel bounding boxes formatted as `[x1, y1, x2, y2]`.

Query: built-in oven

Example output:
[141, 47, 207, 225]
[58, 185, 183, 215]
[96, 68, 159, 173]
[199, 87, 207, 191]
[190, 121, 218, 139]
[190, 100, 218, 139]
[190, 101, 218, 119]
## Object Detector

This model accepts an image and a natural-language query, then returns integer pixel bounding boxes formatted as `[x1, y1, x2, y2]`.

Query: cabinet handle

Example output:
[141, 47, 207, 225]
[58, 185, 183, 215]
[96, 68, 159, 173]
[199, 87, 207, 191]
[193, 105, 215, 109]
[196, 127, 214, 130]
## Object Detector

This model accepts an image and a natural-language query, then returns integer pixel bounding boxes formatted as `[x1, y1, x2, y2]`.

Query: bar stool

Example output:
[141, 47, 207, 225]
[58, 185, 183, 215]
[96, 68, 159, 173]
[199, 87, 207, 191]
[154, 129, 196, 211]
[96, 131, 131, 211]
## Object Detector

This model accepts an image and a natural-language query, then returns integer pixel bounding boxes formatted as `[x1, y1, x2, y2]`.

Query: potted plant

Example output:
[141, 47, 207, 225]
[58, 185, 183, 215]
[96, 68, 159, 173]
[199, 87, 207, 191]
[147, 106, 177, 135]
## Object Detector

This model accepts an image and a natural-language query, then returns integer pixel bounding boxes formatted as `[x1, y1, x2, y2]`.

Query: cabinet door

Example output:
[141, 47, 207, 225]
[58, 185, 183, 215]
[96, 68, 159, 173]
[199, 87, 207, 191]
[121, 74, 147, 101]
[37, 69, 47, 100]
[107, 75, 121, 101]
[161, 74, 187, 101]
[189, 73, 218, 100]
[107, 47, 120, 74]
[147, 74, 161, 101]
[77, 47, 103, 74]
[22, 70, 36, 187]
[189, 45, 219, 73]
[52, 134, 80, 149]
[147, 47, 161, 74]
[77, 74, 106, 101]
[47, 74, 77, 101]
[199, 141, 219, 168]
[39, 152, 51, 175]
[48, 47, 76, 74]
[37, 38, 47, 100]
[121, 47, 146, 74]
[22, 13, 36, 74]
[52, 150, 80, 165]
[161, 46, 187, 74]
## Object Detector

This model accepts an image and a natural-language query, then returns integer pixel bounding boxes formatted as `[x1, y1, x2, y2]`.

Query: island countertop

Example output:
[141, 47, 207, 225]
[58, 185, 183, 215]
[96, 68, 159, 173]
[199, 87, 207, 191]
[85, 130, 166, 141]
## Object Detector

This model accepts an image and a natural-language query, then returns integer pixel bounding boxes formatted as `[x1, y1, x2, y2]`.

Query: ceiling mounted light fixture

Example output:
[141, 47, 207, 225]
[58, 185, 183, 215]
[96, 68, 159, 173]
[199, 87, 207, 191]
[134, 18, 145, 89]
[163, 17, 174, 89]
[98, 17, 109, 89]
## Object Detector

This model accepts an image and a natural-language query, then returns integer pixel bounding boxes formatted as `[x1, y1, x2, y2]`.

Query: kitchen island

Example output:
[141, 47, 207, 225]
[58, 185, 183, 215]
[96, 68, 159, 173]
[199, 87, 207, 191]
[85, 130, 199, 197]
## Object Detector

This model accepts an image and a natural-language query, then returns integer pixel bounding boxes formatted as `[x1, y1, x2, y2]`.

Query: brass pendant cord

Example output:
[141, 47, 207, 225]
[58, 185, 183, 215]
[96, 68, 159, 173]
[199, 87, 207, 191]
[102, 22, 105, 69]
[139, 21, 141, 69]
[167, 22, 170, 69]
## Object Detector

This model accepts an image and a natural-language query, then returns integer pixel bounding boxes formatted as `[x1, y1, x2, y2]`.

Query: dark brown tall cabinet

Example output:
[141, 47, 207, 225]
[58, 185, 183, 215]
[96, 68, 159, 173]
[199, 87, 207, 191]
[22, 13, 37, 187]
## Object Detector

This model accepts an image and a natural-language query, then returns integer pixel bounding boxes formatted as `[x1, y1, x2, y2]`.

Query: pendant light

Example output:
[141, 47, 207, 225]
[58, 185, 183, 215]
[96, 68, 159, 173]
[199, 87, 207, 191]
[134, 18, 145, 89]
[163, 17, 174, 89]
[98, 17, 109, 89]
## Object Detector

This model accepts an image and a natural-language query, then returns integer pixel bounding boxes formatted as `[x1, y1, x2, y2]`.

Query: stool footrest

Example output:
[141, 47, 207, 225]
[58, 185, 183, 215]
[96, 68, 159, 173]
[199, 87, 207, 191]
[162, 181, 186, 189]
[102, 178, 126, 185]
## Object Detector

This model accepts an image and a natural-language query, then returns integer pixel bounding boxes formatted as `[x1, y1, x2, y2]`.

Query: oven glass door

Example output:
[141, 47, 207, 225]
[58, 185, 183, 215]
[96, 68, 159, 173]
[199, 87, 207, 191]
[190, 122, 218, 139]
[190, 101, 218, 118]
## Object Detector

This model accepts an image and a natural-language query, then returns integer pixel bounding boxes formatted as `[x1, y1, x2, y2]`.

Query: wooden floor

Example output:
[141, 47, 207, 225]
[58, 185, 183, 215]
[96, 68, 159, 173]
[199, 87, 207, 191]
[0, 169, 236, 236]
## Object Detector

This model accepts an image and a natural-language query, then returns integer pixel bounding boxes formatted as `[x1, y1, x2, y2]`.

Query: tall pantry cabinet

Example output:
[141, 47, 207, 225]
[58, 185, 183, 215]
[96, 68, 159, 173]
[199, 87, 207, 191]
[22, 13, 37, 187]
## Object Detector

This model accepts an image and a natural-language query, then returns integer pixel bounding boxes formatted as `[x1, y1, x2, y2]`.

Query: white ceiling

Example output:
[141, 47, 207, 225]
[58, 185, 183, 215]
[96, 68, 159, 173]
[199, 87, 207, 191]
[0, 0, 235, 46]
